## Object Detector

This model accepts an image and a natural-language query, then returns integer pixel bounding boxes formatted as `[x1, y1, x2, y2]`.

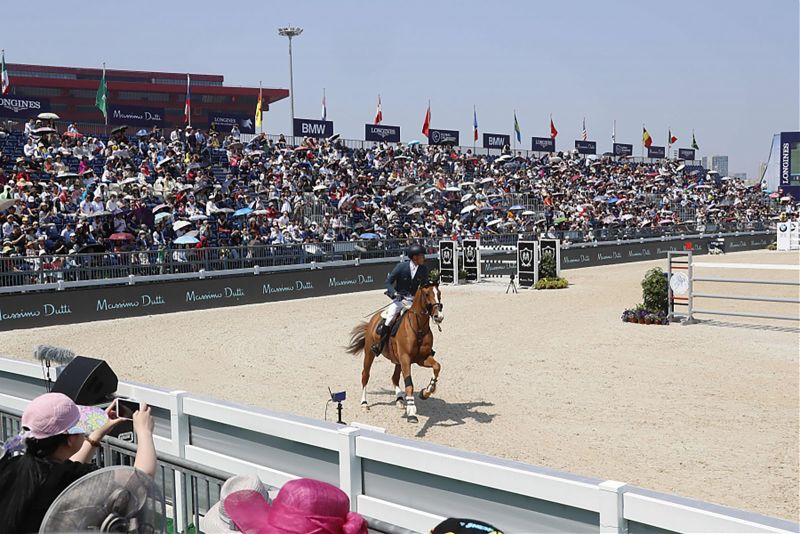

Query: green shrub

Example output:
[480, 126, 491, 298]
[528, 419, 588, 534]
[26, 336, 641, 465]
[538, 250, 558, 279]
[429, 269, 441, 283]
[458, 268, 468, 282]
[767, 242, 777, 251]
[641, 267, 668, 313]
[535, 277, 569, 290]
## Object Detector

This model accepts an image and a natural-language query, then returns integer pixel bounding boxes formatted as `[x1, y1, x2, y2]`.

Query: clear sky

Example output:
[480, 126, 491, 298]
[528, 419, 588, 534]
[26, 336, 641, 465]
[4, 0, 798, 178]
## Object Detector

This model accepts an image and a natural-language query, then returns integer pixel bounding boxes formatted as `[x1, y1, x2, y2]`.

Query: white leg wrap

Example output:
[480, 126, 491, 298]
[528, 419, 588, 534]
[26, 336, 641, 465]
[361, 387, 367, 405]
[405, 396, 416, 417]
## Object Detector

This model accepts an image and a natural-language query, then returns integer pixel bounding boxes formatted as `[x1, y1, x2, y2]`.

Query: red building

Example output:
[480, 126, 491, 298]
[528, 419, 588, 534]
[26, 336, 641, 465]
[0, 63, 288, 133]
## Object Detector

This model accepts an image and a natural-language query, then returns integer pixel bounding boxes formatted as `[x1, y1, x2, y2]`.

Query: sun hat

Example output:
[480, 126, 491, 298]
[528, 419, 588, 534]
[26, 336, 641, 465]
[200, 474, 273, 532]
[20, 392, 108, 440]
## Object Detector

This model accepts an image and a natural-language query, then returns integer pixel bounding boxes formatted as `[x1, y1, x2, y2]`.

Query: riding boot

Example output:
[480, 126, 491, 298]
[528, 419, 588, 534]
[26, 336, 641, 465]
[371, 323, 389, 356]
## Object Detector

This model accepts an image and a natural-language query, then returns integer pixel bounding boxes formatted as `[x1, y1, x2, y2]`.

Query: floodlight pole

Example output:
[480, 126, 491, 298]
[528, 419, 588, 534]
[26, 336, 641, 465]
[278, 26, 303, 131]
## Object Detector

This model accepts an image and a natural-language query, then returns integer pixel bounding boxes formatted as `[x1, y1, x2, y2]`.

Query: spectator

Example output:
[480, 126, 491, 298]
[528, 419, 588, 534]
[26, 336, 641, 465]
[0, 393, 156, 533]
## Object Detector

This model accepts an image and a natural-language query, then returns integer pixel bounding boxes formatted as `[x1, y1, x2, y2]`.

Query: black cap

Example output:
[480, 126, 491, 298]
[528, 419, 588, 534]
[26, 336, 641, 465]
[431, 518, 503, 534]
[406, 244, 425, 258]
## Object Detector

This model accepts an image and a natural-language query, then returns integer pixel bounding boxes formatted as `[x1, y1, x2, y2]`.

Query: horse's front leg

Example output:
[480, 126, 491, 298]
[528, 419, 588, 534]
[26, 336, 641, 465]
[400, 358, 417, 423]
[418, 353, 441, 400]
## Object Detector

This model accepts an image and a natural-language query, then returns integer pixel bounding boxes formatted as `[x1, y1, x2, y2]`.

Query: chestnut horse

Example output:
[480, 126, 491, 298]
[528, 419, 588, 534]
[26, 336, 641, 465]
[346, 283, 444, 423]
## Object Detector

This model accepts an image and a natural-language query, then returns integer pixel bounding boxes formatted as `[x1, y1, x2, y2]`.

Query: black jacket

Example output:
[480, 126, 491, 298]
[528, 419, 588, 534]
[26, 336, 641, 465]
[385, 260, 429, 299]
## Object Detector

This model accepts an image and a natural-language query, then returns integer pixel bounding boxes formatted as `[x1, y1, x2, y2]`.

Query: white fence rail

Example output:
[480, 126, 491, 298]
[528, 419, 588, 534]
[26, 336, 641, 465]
[0, 357, 795, 533]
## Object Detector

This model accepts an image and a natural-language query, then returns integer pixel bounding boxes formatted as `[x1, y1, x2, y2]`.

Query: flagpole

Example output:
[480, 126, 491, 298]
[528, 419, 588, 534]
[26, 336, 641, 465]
[103, 63, 108, 136]
[473, 105, 476, 153]
[513, 110, 516, 152]
[259, 81, 263, 134]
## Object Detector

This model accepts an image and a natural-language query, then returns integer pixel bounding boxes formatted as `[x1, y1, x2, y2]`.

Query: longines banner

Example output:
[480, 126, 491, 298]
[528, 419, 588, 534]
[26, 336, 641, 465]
[109, 105, 165, 127]
[428, 128, 459, 146]
[574, 140, 596, 155]
[462, 239, 480, 282]
[209, 112, 256, 134]
[438, 240, 457, 284]
[531, 137, 555, 152]
[365, 124, 400, 143]
[779, 131, 800, 198]
[613, 143, 633, 157]
[678, 148, 696, 161]
[293, 118, 334, 138]
[482, 133, 510, 150]
[0, 96, 50, 119]
[0, 263, 391, 331]
[647, 146, 666, 159]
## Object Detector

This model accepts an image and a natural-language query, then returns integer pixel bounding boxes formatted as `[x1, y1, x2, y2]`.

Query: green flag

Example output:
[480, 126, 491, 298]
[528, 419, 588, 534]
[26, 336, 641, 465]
[95, 64, 108, 122]
[691, 130, 699, 150]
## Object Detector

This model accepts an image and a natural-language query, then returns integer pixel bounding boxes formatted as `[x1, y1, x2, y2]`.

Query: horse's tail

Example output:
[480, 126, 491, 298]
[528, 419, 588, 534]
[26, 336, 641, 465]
[345, 322, 368, 355]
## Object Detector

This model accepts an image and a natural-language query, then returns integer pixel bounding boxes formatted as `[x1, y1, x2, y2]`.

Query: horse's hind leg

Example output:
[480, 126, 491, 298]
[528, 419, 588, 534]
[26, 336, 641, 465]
[361, 348, 376, 411]
[418, 355, 442, 400]
[391, 364, 404, 409]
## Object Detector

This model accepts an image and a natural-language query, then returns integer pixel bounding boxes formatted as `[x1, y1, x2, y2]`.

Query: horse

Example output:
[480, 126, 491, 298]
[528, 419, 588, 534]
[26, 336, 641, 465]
[345, 282, 444, 423]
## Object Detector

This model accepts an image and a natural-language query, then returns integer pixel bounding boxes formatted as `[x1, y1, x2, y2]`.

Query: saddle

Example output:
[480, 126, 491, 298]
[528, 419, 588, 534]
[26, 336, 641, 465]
[380, 302, 412, 337]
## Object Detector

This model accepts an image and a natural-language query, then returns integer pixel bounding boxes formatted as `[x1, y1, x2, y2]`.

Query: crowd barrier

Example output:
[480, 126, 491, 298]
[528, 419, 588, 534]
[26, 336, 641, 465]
[0, 357, 795, 533]
[667, 251, 800, 324]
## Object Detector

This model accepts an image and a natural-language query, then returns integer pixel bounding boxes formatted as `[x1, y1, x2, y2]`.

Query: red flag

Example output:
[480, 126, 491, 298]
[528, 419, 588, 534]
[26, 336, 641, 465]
[550, 117, 558, 139]
[422, 103, 431, 138]
[669, 129, 677, 144]
[374, 95, 382, 125]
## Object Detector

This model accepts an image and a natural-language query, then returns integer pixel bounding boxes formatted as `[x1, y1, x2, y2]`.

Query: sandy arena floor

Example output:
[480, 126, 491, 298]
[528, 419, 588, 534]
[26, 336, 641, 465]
[1, 250, 798, 520]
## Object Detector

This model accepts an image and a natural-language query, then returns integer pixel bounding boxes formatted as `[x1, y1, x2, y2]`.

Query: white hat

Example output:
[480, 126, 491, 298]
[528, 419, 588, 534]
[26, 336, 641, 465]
[201, 475, 272, 532]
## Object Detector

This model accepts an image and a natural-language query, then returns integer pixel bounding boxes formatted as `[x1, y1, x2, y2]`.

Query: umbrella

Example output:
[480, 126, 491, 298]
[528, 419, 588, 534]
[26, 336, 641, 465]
[407, 207, 424, 215]
[62, 131, 83, 138]
[189, 214, 208, 221]
[393, 184, 416, 196]
[521, 210, 536, 216]
[155, 157, 172, 168]
[86, 211, 112, 218]
[183, 230, 199, 238]
[769, 192, 780, 199]
[233, 207, 253, 217]
[394, 155, 411, 161]
[313, 184, 327, 191]
[173, 235, 199, 245]
[252, 209, 269, 215]
[55, 172, 80, 180]
[602, 215, 617, 224]
[486, 219, 503, 227]
[461, 193, 474, 203]
[508, 205, 525, 211]
[459, 182, 475, 189]
[152, 204, 171, 214]
[621, 214, 635, 221]
[109, 232, 135, 241]
[37, 112, 60, 120]
[359, 233, 379, 240]
[136, 128, 150, 137]
[0, 199, 15, 211]
[33, 127, 57, 135]
[408, 140, 421, 146]
[111, 125, 128, 135]
[460, 205, 477, 214]
[445, 186, 461, 193]
[78, 244, 106, 253]
[173, 220, 192, 231]
[496, 155, 512, 162]
[593, 195, 606, 202]
[154, 212, 171, 224]
[216, 207, 234, 213]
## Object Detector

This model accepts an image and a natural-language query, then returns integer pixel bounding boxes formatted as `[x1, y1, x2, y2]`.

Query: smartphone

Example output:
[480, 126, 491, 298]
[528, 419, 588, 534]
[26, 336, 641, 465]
[107, 398, 137, 440]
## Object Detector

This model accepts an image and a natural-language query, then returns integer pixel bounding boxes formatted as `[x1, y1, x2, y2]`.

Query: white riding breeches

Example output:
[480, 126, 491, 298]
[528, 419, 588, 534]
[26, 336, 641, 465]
[384, 296, 413, 326]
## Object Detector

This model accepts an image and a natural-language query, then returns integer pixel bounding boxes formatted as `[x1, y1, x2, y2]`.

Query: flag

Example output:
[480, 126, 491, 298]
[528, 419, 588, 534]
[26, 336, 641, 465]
[95, 64, 108, 122]
[184, 74, 191, 126]
[473, 106, 478, 142]
[513, 111, 521, 143]
[0, 50, 9, 96]
[321, 89, 327, 121]
[581, 117, 587, 141]
[669, 128, 677, 145]
[642, 126, 653, 148]
[254, 83, 263, 130]
[374, 95, 382, 124]
[422, 102, 431, 137]
[612, 120, 616, 143]
[691, 130, 699, 150]
[550, 116, 558, 139]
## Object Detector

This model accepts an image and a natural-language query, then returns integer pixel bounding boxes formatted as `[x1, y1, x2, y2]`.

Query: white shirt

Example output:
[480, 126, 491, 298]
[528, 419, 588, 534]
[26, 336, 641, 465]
[409, 261, 419, 280]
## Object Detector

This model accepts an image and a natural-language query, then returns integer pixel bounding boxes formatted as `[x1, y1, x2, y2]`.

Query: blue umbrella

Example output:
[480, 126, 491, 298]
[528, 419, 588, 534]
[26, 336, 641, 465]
[408, 140, 421, 146]
[174, 235, 199, 245]
[359, 233, 379, 240]
[233, 207, 253, 217]
[606, 197, 619, 204]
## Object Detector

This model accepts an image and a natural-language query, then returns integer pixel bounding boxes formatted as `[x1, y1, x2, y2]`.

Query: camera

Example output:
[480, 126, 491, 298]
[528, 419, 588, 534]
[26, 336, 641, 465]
[329, 389, 346, 403]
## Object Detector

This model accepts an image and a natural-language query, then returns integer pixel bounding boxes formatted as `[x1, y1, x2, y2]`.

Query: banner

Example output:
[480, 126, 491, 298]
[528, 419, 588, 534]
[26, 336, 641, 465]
[365, 124, 400, 143]
[613, 143, 633, 157]
[531, 137, 555, 152]
[428, 128, 459, 145]
[517, 241, 538, 288]
[208, 112, 256, 134]
[0, 96, 49, 119]
[538, 239, 561, 279]
[108, 104, 165, 126]
[482, 133, 510, 150]
[678, 148, 696, 161]
[462, 239, 480, 282]
[779, 131, 800, 197]
[439, 240, 458, 284]
[648, 146, 666, 159]
[293, 118, 334, 138]
[575, 140, 596, 155]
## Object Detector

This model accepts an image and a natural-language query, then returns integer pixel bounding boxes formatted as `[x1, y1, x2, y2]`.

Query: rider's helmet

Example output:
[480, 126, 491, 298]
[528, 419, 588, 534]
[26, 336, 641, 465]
[406, 244, 425, 259]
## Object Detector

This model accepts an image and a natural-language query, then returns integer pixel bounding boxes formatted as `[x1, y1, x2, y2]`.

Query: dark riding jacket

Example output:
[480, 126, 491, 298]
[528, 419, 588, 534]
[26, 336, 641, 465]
[385, 260, 429, 299]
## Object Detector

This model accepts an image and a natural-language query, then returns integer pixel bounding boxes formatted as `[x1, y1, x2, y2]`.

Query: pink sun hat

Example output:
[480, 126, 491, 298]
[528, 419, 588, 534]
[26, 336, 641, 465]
[21, 393, 108, 439]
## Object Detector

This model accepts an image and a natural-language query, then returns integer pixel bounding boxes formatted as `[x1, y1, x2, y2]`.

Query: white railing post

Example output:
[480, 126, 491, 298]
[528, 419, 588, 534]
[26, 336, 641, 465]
[599, 480, 628, 534]
[338, 426, 362, 512]
[170, 390, 190, 532]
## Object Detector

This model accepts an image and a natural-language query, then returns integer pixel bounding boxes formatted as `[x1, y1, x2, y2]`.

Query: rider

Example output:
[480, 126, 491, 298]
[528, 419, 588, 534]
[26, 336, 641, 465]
[371, 244, 430, 356]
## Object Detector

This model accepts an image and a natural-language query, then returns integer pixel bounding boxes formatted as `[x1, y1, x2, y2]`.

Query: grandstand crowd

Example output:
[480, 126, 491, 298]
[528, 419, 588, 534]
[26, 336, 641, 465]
[0, 118, 794, 264]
